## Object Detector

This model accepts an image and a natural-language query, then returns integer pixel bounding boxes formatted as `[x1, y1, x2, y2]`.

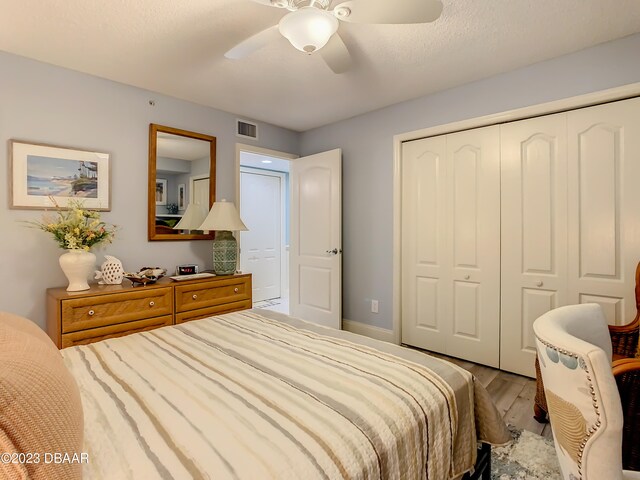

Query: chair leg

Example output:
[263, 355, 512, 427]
[533, 403, 548, 423]
[534, 355, 549, 423]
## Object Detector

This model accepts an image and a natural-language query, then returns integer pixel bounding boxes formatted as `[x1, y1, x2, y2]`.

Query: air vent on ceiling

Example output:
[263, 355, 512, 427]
[236, 119, 258, 140]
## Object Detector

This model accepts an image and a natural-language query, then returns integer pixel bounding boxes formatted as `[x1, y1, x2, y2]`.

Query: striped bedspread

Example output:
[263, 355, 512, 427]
[62, 310, 510, 480]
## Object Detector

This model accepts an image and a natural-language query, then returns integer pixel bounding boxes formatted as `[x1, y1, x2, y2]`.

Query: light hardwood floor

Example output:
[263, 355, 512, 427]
[420, 350, 554, 440]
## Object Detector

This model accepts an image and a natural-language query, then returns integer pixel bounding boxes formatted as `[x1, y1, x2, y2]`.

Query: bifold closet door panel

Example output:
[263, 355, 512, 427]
[500, 113, 568, 378]
[401, 136, 449, 353]
[567, 97, 640, 325]
[445, 126, 501, 368]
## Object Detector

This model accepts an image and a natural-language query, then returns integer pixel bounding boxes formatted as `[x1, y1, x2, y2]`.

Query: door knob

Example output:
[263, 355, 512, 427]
[326, 248, 341, 255]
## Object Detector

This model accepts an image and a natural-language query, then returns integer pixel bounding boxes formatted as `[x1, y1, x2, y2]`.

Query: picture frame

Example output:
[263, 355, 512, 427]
[155, 179, 167, 206]
[177, 183, 186, 210]
[10, 140, 111, 210]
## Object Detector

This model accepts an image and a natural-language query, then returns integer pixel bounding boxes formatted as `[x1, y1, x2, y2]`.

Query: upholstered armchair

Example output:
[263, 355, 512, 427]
[534, 263, 640, 470]
[533, 304, 640, 480]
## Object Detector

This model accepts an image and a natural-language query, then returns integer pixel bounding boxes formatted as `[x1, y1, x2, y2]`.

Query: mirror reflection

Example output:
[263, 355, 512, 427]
[148, 124, 216, 241]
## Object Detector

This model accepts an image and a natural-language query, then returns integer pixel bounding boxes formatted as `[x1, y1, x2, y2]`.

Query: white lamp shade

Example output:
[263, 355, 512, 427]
[279, 7, 339, 53]
[199, 199, 248, 231]
[173, 203, 208, 230]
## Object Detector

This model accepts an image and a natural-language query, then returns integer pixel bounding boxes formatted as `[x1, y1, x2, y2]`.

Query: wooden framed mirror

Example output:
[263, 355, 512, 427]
[148, 124, 216, 241]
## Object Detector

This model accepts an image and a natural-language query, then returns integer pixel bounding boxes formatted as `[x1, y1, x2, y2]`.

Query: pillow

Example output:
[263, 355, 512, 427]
[0, 312, 84, 480]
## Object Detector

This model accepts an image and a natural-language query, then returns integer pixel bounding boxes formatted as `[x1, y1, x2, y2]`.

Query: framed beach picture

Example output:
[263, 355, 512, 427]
[177, 183, 186, 210]
[156, 179, 167, 205]
[10, 140, 111, 210]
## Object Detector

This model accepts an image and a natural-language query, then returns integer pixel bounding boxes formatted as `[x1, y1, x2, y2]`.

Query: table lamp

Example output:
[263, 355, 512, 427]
[173, 203, 208, 232]
[198, 199, 248, 275]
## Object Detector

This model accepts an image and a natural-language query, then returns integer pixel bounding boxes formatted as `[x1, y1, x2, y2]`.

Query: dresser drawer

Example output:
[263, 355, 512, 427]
[61, 287, 173, 333]
[61, 315, 173, 348]
[175, 276, 251, 313]
[175, 300, 252, 324]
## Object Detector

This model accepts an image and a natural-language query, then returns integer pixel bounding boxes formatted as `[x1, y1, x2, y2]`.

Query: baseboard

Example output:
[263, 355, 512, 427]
[342, 319, 396, 344]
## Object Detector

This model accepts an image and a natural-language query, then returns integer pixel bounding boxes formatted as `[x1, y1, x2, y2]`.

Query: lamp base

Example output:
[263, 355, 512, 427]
[212, 230, 237, 275]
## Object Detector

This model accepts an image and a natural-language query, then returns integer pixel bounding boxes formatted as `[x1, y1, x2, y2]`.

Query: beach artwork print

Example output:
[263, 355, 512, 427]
[10, 140, 110, 210]
[27, 156, 98, 198]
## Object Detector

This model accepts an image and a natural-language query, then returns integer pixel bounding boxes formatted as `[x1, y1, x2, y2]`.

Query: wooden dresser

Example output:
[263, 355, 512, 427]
[46, 273, 252, 348]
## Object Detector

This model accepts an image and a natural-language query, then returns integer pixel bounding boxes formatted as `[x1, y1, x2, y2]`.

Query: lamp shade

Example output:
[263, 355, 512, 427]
[173, 203, 208, 230]
[279, 7, 339, 53]
[198, 199, 248, 231]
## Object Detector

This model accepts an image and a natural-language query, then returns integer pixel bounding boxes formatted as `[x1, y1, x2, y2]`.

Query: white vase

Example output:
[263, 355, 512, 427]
[59, 250, 96, 292]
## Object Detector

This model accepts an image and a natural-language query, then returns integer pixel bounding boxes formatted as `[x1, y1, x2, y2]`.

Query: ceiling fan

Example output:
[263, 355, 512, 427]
[224, 0, 443, 74]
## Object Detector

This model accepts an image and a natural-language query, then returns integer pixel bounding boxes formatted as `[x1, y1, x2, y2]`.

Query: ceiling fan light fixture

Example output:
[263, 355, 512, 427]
[279, 7, 339, 53]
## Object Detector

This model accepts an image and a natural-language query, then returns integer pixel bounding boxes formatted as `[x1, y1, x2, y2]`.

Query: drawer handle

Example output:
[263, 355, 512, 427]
[88, 309, 95, 316]
[149, 301, 155, 307]
[536, 280, 544, 287]
[192, 294, 198, 300]
[464, 275, 470, 280]
[234, 288, 239, 293]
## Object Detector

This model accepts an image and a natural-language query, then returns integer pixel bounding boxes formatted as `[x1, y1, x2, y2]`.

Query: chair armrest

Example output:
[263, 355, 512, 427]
[609, 315, 640, 358]
[614, 359, 640, 471]
[610, 261, 640, 358]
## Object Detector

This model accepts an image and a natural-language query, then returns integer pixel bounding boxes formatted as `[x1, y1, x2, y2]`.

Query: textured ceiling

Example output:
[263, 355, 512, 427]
[1, 0, 639, 131]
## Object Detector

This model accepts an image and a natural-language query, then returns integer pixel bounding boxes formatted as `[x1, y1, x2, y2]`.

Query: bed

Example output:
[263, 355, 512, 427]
[58, 309, 510, 480]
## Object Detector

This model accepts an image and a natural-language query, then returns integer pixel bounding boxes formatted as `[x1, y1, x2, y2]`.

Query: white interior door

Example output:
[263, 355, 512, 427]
[567, 97, 640, 325]
[500, 113, 568, 377]
[290, 149, 342, 328]
[444, 126, 501, 367]
[192, 176, 209, 207]
[240, 168, 283, 302]
[401, 135, 449, 353]
[401, 127, 500, 367]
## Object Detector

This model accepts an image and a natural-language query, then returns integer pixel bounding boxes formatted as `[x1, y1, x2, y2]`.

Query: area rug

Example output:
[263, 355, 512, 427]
[491, 426, 561, 480]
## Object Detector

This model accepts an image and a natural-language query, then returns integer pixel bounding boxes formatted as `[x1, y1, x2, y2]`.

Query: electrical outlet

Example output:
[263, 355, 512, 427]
[371, 299, 379, 313]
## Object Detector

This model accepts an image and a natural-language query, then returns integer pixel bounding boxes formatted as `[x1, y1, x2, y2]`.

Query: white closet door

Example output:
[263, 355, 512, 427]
[401, 127, 500, 366]
[500, 113, 568, 377]
[567, 98, 640, 325]
[401, 136, 449, 353]
[445, 126, 501, 367]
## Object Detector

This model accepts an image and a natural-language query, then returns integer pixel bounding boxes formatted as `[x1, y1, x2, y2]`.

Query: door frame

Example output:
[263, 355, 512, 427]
[392, 82, 640, 346]
[239, 166, 288, 299]
[235, 143, 298, 298]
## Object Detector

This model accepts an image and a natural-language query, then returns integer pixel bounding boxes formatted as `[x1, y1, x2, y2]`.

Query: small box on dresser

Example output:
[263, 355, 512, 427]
[46, 273, 252, 348]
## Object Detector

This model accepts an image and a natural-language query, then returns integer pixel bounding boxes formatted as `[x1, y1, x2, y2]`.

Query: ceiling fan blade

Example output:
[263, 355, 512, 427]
[334, 0, 443, 24]
[224, 25, 281, 60]
[320, 33, 352, 74]
[250, 0, 289, 8]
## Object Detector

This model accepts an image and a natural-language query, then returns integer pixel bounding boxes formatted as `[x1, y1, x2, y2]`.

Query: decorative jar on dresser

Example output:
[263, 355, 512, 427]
[46, 274, 252, 348]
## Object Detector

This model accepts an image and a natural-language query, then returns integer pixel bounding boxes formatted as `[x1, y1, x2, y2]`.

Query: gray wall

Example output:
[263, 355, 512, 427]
[0, 51, 298, 328]
[300, 33, 640, 330]
[3, 32, 640, 332]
